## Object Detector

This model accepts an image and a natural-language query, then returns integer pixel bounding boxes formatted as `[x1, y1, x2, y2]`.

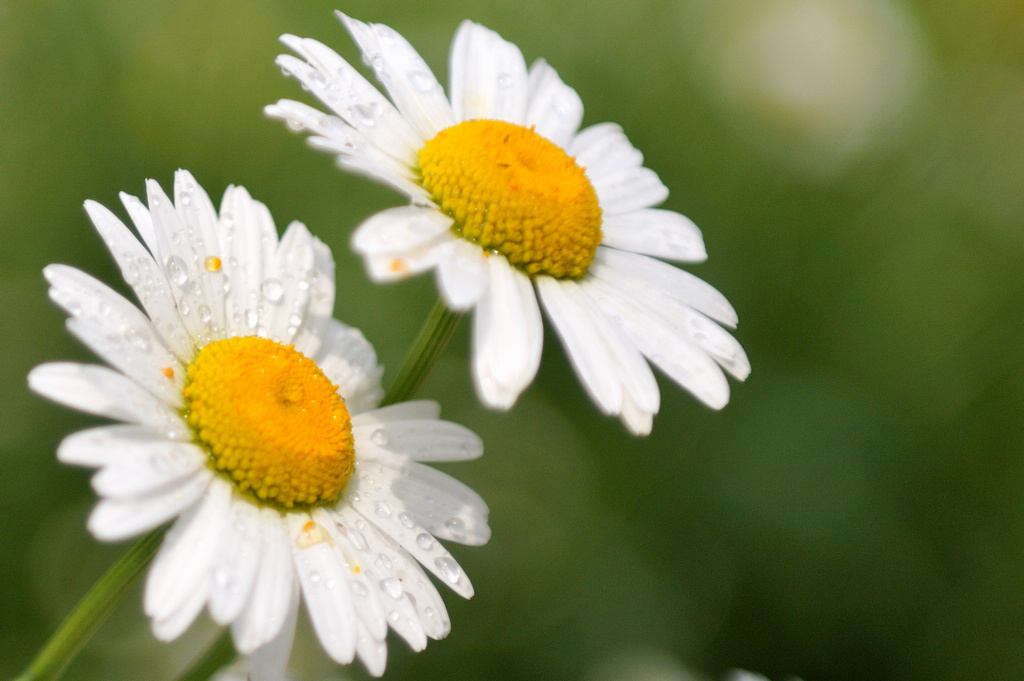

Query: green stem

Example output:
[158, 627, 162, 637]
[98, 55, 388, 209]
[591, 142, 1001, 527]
[381, 297, 463, 407]
[13, 527, 167, 681]
[176, 630, 235, 681]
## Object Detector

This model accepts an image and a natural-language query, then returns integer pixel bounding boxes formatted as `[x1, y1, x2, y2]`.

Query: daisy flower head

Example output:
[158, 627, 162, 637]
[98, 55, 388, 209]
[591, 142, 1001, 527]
[266, 13, 750, 436]
[28, 170, 490, 679]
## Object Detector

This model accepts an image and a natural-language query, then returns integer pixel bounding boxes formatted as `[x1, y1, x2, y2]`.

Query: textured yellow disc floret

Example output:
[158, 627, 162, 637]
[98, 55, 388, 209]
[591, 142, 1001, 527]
[183, 336, 354, 510]
[419, 120, 603, 279]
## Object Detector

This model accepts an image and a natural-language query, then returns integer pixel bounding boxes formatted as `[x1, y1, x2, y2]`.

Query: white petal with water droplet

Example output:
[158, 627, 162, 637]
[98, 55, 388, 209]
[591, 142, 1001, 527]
[601, 209, 708, 263]
[44, 264, 183, 407]
[86, 470, 212, 541]
[208, 495, 265, 625]
[450, 21, 529, 123]
[436, 239, 489, 311]
[354, 419, 483, 462]
[288, 513, 358, 664]
[351, 400, 441, 426]
[313, 320, 384, 415]
[232, 509, 294, 654]
[145, 482, 230, 622]
[525, 59, 584, 148]
[338, 12, 456, 141]
[28, 363, 190, 438]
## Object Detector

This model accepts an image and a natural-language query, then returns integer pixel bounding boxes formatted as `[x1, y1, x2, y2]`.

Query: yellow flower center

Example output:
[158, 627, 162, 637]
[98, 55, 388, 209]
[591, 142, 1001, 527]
[418, 120, 602, 279]
[183, 336, 354, 510]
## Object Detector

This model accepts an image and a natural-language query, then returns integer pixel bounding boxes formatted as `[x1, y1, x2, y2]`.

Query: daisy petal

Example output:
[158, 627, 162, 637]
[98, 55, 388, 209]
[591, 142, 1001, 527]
[535, 276, 621, 415]
[57, 425, 168, 467]
[338, 12, 457, 140]
[436, 239, 489, 311]
[592, 166, 670, 215]
[569, 122, 644, 175]
[91, 439, 205, 497]
[351, 205, 454, 257]
[260, 221, 315, 343]
[232, 510, 295, 654]
[449, 20, 529, 123]
[220, 184, 279, 338]
[86, 470, 212, 541]
[355, 620, 388, 678]
[351, 400, 441, 426]
[247, 581, 299, 681]
[292, 237, 335, 359]
[314, 320, 384, 415]
[332, 507, 430, 650]
[44, 264, 183, 407]
[144, 482, 230, 623]
[393, 461, 491, 547]
[601, 209, 708, 263]
[275, 35, 423, 163]
[593, 247, 739, 327]
[28, 363, 190, 438]
[311, 508, 388, 640]
[84, 200, 193, 361]
[208, 495, 265, 625]
[151, 574, 209, 642]
[353, 419, 483, 462]
[526, 59, 584, 148]
[173, 169, 230, 337]
[588, 278, 730, 409]
[471, 257, 543, 409]
[288, 514, 357, 664]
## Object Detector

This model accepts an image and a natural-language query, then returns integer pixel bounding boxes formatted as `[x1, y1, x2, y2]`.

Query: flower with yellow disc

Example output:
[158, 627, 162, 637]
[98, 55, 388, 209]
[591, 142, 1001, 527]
[28, 170, 490, 679]
[267, 13, 750, 435]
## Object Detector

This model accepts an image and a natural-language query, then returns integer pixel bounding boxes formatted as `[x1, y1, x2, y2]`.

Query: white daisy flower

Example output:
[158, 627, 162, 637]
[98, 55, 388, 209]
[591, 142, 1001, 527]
[266, 13, 751, 435]
[27, 170, 490, 680]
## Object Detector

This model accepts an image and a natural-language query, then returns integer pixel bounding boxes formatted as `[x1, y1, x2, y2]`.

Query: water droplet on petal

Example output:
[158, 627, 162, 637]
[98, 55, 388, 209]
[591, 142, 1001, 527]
[416, 533, 434, 550]
[261, 278, 284, 303]
[124, 326, 151, 352]
[371, 429, 389, 446]
[165, 255, 189, 286]
[375, 501, 392, 519]
[408, 70, 435, 92]
[245, 309, 259, 329]
[309, 571, 321, 584]
[398, 512, 415, 529]
[444, 517, 467, 541]
[380, 577, 404, 599]
[434, 556, 462, 584]
[198, 305, 213, 323]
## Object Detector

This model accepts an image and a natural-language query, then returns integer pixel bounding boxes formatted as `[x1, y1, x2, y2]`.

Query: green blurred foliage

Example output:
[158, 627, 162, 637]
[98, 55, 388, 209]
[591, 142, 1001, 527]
[2, 1, 1024, 680]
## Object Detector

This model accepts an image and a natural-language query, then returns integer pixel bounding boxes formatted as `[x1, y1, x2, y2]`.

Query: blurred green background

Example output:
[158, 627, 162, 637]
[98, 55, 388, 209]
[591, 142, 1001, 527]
[3, 1, 1024, 680]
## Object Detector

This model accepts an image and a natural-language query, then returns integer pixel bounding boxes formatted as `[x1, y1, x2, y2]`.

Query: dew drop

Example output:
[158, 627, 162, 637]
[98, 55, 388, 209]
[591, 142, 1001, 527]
[379, 577, 404, 600]
[198, 305, 213, 323]
[309, 571, 321, 584]
[124, 326, 151, 352]
[408, 70, 434, 92]
[375, 501, 392, 519]
[398, 512, 415, 529]
[261, 278, 284, 303]
[165, 255, 189, 286]
[288, 313, 303, 328]
[444, 517, 467, 541]
[348, 528, 368, 551]
[351, 581, 368, 597]
[371, 429, 389, 446]
[350, 103, 377, 128]
[204, 256, 222, 272]
[433, 556, 462, 584]
[245, 309, 259, 329]
[416, 533, 434, 550]
[497, 72, 514, 88]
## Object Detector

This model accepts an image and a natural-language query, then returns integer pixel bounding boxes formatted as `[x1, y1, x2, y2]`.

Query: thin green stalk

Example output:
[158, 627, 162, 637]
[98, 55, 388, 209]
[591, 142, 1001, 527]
[381, 297, 463, 406]
[13, 527, 167, 681]
[176, 630, 235, 681]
